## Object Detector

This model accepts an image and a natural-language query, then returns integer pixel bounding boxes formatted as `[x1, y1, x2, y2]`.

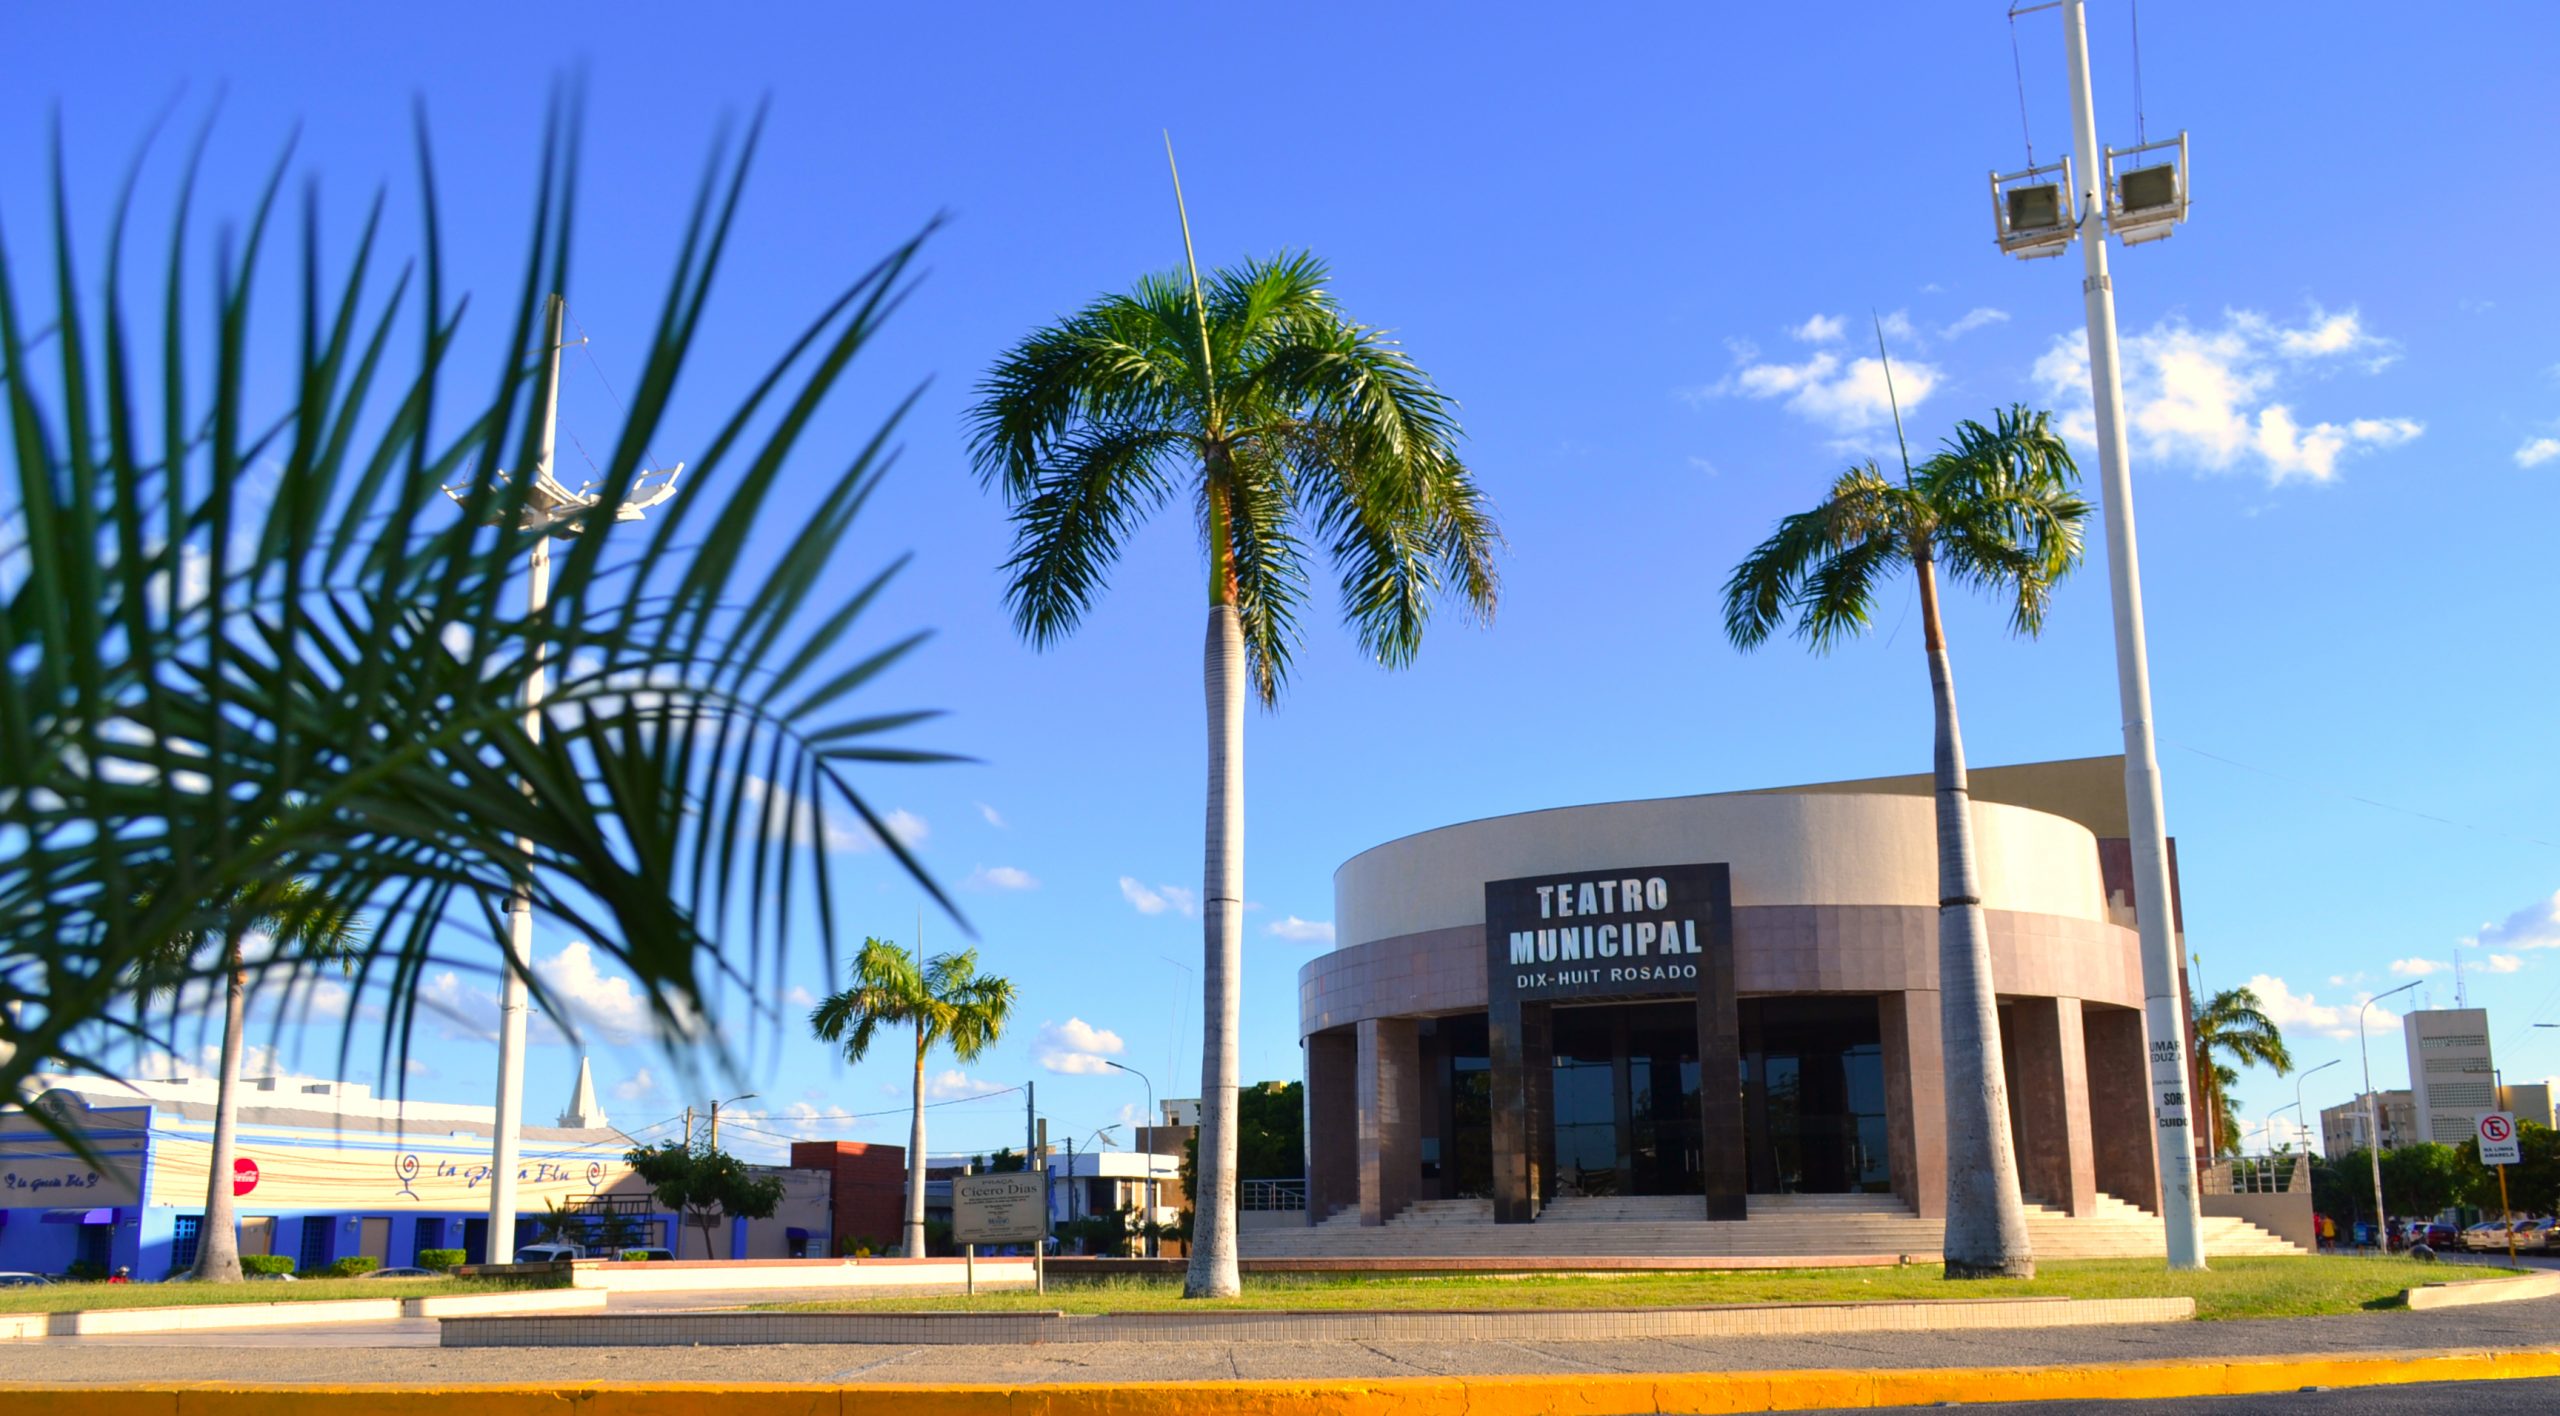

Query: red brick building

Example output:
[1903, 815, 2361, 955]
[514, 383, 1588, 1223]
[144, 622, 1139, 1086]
[789, 1141, 906, 1255]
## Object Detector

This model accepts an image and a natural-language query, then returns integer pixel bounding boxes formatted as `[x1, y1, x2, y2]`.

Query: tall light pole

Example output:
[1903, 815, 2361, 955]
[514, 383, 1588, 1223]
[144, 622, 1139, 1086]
[2293, 1058, 2339, 1154]
[1992, 0, 2203, 1270]
[446, 293, 682, 1264]
[707, 1093, 758, 1153]
[2359, 979, 2421, 1250]
[1106, 1060, 1157, 1258]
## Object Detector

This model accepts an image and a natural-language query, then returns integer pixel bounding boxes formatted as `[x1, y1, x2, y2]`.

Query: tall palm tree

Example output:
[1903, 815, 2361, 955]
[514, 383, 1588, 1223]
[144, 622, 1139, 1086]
[2, 98, 955, 1125]
[1723, 392, 2088, 1280]
[810, 938, 1016, 1257]
[966, 240, 1499, 1297]
[2193, 986, 2291, 1157]
[136, 872, 365, 1282]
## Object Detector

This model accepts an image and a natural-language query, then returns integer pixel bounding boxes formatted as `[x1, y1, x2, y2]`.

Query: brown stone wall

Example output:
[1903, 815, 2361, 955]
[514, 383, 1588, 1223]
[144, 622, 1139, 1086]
[1880, 990, 1948, 1219]
[788, 1141, 905, 1255]
[2082, 1005, 2160, 1212]
[1356, 1017, 1422, 1226]
[1303, 1029, 1359, 1222]
[2005, 996, 2098, 1216]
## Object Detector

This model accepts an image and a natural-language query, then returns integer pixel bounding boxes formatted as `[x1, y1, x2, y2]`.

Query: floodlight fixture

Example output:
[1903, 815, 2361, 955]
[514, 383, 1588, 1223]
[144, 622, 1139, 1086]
[1988, 156, 2077, 260]
[2106, 131, 2189, 246]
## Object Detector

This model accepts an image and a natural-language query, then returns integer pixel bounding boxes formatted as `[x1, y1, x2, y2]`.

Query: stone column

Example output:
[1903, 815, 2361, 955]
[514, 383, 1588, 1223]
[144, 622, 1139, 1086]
[1304, 1028, 1359, 1223]
[1356, 1017, 1422, 1226]
[2006, 996, 2099, 1217]
[1490, 999, 1551, 1222]
[2081, 1005, 2160, 1211]
[1880, 990, 1949, 1219]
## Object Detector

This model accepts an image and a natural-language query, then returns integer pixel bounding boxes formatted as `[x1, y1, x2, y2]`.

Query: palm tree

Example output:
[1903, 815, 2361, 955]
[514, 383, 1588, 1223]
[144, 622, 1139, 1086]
[135, 873, 365, 1282]
[810, 938, 1016, 1257]
[1, 99, 955, 1123]
[1722, 390, 2088, 1280]
[2193, 986, 2292, 1157]
[966, 236, 1499, 1296]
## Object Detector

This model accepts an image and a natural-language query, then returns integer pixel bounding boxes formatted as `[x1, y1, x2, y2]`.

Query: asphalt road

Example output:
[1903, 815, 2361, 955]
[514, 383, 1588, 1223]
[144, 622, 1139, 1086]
[6, 1294, 2558, 1386]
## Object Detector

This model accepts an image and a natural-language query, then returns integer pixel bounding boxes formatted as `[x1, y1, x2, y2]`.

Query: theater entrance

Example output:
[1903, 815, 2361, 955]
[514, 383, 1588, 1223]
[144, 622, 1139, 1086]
[1547, 1001, 1703, 1198]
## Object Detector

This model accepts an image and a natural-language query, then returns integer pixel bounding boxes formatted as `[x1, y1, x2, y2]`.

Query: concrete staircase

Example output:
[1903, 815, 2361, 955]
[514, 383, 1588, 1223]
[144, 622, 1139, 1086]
[1242, 1190, 2304, 1260]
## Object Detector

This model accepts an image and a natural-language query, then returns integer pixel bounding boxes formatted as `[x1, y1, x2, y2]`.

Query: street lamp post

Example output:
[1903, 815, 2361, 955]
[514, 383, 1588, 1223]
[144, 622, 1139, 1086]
[707, 1093, 759, 1153]
[2293, 1058, 2340, 1153]
[1991, 0, 2203, 1270]
[444, 293, 682, 1265]
[1105, 1060, 1157, 1258]
[2359, 980, 2421, 1250]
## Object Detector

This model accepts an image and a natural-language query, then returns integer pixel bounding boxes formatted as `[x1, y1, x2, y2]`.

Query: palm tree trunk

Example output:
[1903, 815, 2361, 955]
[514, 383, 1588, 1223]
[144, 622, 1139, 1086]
[194, 942, 249, 1282]
[1184, 599, 1245, 1299]
[906, 1023, 929, 1258]
[1915, 550, 2035, 1280]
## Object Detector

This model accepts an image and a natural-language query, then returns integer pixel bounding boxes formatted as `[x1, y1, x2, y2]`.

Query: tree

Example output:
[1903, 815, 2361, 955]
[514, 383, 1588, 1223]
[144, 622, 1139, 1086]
[2192, 986, 2292, 1157]
[968, 237, 1499, 1296]
[2378, 1142, 2474, 1221]
[133, 871, 364, 1283]
[1723, 390, 2088, 1280]
[809, 938, 1015, 1257]
[1, 100, 954, 1127]
[623, 1137, 786, 1260]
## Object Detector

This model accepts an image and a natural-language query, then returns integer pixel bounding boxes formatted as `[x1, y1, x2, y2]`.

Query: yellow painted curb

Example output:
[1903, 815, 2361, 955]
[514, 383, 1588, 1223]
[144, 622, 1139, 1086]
[2, 1347, 2556, 1413]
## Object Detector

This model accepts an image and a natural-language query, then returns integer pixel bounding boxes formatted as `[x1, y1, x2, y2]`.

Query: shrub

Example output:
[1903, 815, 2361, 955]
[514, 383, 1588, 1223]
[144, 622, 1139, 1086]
[240, 1255, 296, 1277]
[617, 1249, 658, 1262]
[416, 1249, 466, 1273]
[325, 1256, 381, 1277]
[64, 1261, 107, 1282]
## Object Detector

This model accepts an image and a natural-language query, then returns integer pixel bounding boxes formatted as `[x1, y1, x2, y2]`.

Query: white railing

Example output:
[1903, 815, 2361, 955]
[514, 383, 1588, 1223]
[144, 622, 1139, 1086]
[1241, 1179, 1307, 1212]
[2202, 1153, 2307, 1196]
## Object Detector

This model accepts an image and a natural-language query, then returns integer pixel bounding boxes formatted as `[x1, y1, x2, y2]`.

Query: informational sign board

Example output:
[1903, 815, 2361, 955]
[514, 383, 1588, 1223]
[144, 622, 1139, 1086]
[2478, 1112, 2521, 1167]
[1485, 862, 1729, 1004]
[951, 1172, 1048, 1245]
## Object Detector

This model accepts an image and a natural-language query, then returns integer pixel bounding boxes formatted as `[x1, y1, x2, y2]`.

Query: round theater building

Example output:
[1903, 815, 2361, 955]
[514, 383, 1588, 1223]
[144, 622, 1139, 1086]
[1296, 756, 2175, 1229]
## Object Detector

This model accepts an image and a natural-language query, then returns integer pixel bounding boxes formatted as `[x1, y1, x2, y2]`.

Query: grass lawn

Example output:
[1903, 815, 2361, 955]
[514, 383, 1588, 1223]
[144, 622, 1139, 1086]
[0, 1274, 559, 1314]
[765, 1257, 2509, 1322]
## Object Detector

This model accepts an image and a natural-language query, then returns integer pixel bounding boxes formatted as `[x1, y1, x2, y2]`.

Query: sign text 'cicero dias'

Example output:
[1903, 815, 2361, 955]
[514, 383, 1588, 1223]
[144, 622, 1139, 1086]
[1485, 863, 1727, 1002]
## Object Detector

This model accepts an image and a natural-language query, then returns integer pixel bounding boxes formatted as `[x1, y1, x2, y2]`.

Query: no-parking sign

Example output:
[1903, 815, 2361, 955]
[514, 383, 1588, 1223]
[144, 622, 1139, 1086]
[2478, 1111, 2521, 1166]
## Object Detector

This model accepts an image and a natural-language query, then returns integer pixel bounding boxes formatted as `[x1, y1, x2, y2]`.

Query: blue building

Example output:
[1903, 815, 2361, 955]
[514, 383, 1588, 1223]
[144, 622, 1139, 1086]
[1, 1067, 665, 1278]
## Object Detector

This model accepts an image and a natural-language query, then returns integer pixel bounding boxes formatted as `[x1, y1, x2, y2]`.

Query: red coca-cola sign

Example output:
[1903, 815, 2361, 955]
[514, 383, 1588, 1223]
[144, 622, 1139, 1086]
[232, 1157, 260, 1197]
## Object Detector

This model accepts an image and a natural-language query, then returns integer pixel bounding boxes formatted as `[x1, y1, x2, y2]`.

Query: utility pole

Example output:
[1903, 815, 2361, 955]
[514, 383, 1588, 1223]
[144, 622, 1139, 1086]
[446, 296, 684, 1268]
[482, 294, 565, 1267]
[2054, 0, 2205, 1272]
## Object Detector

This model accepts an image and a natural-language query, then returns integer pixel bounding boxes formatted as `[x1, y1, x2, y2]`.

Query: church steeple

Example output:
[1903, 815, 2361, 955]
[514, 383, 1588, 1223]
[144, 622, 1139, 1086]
[557, 1055, 609, 1129]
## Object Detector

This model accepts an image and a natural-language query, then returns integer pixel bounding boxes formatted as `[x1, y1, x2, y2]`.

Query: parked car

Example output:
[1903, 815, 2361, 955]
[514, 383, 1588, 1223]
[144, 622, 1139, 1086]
[2463, 1221, 2515, 1251]
[357, 1267, 444, 1280]
[0, 1272, 53, 1288]
[513, 1244, 587, 1265]
[2511, 1218, 2557, 1252]
[2418, 1222, 2460, 1249]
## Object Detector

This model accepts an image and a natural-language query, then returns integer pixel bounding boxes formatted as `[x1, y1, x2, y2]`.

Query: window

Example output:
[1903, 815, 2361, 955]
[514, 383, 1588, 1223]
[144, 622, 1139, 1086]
[170, 1215, 203, 1273]
[76, 1220, 113, 1272]
[413, 1217, 445, 1260]
[297, 1215, 334, 1274]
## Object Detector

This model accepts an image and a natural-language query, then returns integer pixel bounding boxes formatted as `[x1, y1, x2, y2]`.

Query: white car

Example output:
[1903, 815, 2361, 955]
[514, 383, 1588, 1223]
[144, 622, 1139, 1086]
[0, 1272, 52, 1288]
[513, 1244, 587, 1265]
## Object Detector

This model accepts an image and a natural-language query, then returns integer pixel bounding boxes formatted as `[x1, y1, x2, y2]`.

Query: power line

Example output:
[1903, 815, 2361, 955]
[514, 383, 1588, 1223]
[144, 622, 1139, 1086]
[2168, 741, 2560, 853]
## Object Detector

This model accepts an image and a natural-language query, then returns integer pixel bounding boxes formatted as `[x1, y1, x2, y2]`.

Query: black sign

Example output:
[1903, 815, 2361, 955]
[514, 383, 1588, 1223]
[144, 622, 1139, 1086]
[1485, 863, 1727, 1004]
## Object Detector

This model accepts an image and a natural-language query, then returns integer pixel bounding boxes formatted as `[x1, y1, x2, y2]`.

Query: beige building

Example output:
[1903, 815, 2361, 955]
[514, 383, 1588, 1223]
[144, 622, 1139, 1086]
[2404, 1009, 2498, 1146]
[1299, 756, 2188, 1228]
[2321, 1090, 2414, 1156]
[2497, 1080, 2555, 1131]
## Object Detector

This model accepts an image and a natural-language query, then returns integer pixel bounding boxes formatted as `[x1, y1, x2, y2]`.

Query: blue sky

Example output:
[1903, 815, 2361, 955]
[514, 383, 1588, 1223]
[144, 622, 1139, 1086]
[11, 2, 2559, 1160]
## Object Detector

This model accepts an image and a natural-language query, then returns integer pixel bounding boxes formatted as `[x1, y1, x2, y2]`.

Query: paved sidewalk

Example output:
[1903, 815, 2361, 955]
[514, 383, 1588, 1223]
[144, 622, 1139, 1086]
[7, 1294, 2555, 1386]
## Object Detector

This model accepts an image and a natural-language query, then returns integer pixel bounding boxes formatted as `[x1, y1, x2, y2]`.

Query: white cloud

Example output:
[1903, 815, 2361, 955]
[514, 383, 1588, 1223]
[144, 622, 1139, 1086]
[966, 864, 1039, 892]
[1788, 313, 1846, 344]
[2033, 306, 2420, 485]
[1697, 346, 1940, 433]
[2388, 957, 2445, 977]
[1266, 915, 1335, 944]
[1940, 307, 2010, 340]
[924, 1069, 1008, 1101]
[784, 985, 816, 1009]
[1033, 1017, 1125, 1075]
[2517, 437, 2560, 468]
[2478, 889, 2560, 951]
[404, 1058, 434, 1077]
[534, 940, 673, 1048]
[1119, 877, 1197, 918]
[1687, 455, 1720, 477]
[977, 802, 1007, 829]
[2479, 953, 2526, 975]
[736, 773, 927, 855]
[2245, 973, 2396, 1041]
[612, 1068, 660, 1102]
